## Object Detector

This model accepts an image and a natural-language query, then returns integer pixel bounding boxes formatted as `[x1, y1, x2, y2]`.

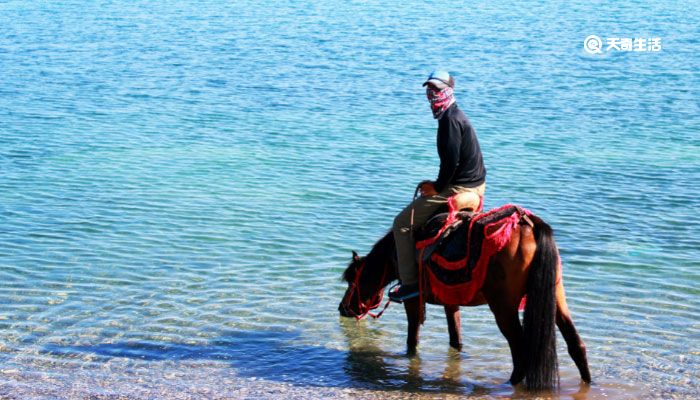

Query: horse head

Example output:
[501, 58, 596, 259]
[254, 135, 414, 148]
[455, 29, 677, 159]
[338, 232, 397, 319]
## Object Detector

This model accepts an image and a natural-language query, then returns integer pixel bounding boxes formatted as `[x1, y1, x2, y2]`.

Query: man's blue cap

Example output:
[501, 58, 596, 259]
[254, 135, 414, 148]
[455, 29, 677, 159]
[422, 70, 453, 89]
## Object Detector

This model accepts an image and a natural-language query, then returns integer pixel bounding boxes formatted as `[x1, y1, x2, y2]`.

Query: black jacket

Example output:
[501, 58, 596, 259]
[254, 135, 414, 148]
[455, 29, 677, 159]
[434, 103, 486, 192]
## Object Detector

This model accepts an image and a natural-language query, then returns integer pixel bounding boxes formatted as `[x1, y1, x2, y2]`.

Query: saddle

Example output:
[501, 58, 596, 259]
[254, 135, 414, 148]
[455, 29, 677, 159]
[414, 204, 533, 306]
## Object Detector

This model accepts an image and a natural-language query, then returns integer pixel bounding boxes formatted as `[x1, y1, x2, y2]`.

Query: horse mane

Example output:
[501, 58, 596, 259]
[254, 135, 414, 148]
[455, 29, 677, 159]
[343, 231, 396, 285]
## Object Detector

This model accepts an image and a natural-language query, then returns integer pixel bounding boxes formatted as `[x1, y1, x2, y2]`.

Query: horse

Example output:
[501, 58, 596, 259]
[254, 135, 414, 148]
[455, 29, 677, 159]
[338, 211, 591, 391]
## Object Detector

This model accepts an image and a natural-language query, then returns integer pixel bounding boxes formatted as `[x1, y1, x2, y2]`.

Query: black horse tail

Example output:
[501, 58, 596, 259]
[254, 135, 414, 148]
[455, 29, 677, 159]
[523, 215, 559, 390]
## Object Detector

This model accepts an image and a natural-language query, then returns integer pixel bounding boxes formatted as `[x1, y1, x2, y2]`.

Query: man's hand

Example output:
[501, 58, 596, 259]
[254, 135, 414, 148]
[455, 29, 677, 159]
[419, 181, 438, 197]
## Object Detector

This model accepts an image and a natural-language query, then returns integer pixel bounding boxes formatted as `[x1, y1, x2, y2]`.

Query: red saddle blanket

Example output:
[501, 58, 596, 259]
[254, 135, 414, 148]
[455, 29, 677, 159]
[415, 203, 532, 306]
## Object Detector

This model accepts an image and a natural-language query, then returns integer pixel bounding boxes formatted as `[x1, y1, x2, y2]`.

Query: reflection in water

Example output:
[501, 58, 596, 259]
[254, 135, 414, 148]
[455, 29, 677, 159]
[40, 325, 469, 395]
[40, 326, 640, 398]
[337, 318, 640, 399]
[339, 318, 479, 395]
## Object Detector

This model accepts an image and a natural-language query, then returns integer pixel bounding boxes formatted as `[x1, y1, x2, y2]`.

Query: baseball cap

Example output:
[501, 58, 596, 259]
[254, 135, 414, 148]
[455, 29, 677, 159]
[422, 70, 454, 89]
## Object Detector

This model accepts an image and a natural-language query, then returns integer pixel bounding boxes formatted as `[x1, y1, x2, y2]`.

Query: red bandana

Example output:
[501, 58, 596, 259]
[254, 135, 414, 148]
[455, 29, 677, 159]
[426, 86, 455, 119]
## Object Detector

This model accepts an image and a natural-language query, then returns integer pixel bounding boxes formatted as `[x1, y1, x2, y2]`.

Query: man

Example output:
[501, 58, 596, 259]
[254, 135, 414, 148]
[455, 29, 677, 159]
[389, 70, 487, 302]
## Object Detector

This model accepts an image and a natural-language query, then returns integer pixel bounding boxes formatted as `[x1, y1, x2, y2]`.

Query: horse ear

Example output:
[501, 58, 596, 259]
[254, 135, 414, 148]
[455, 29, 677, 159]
[352, 251, 359, 261]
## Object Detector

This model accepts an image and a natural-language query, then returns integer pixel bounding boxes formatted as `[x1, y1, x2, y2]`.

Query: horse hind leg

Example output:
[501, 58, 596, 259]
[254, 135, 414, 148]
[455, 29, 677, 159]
[444, 304, 462, 351]
[555, 281, 592, 383]
[487, 299, 525, 384]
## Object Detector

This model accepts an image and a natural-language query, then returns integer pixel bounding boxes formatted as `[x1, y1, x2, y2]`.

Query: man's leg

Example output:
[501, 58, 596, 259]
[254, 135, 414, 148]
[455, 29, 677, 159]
[392, 193, 450, 298]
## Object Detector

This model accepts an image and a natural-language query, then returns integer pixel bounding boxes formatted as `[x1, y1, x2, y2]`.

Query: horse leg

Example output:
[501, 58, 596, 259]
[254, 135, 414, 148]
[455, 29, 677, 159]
[483, 226, 529, 385]
[444, 305, 462, 351]
[487, 299, 525, 384]
[555, 281, 591, 383]
[403, 297, 421, 355]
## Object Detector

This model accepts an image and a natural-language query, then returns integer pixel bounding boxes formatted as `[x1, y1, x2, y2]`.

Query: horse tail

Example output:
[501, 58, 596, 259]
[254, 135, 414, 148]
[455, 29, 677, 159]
[523, 215, 559, 390]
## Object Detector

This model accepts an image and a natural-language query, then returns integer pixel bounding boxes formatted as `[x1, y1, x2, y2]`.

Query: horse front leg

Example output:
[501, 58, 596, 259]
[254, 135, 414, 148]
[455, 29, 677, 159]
[403, 297, 422, 355]
[444, 304, 462, 351]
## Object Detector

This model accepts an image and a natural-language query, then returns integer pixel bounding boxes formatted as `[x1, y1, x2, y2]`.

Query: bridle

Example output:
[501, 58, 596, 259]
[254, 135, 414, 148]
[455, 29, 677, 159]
[340, 259, 392, 321]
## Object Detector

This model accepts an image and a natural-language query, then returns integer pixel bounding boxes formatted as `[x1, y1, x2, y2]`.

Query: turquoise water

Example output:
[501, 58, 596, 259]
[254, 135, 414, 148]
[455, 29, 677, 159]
[1, 1, 699, 398]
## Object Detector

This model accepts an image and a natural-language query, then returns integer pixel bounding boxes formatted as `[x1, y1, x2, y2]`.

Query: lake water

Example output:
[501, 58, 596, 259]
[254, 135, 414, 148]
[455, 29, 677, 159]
[1, 1, 699, 398]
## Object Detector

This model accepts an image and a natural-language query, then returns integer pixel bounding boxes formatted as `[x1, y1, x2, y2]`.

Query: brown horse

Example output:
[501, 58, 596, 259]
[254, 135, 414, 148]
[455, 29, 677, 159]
[338, 212, 591, 390]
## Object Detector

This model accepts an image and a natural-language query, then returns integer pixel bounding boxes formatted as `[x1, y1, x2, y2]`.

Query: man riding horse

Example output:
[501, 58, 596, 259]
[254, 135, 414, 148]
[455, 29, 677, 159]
[390, 70, 487, 302]
[340, 71, 592, 390]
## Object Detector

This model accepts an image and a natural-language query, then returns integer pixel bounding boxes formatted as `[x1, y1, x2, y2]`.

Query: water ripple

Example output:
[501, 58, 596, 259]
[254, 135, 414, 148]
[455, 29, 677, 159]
[1, 0, 699, 398]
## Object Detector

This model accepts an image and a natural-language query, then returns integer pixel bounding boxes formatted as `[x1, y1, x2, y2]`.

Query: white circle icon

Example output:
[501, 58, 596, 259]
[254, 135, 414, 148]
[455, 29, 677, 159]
[584, 35, 603, 54]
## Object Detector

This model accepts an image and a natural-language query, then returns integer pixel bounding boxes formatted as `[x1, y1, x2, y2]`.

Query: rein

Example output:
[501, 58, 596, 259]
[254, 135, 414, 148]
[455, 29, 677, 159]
[341, 259, 392, 321]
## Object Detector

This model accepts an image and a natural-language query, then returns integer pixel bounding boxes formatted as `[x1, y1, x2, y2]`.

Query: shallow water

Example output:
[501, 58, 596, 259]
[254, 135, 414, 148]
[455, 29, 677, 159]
[1, 0, 699, 398]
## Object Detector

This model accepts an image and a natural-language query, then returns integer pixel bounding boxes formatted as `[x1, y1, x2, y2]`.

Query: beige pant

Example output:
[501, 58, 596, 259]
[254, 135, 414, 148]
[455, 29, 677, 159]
[392, 182, 486, 285]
